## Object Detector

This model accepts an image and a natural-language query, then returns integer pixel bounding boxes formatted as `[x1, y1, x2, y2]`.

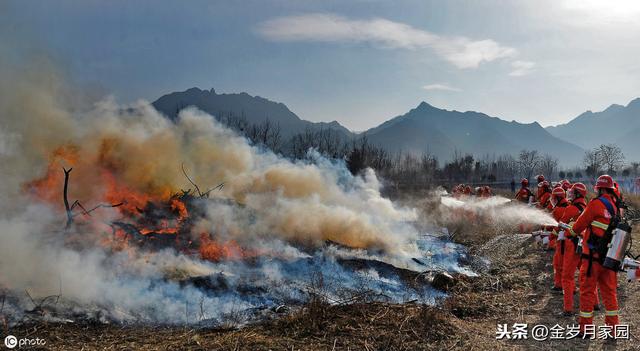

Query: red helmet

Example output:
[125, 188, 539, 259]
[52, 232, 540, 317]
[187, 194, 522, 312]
[594, 175, 615, 191]
[521, 178, 529, 186]
[536, 175, 545, 183]
[561, 179, 572, 191]
[571, 182, 587, 198]
[552, 187, 566, 199]
[538, 180, 550, 189]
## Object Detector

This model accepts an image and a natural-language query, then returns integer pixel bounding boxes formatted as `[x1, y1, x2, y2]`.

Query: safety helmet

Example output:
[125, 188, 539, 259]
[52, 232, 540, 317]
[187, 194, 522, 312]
[538, 180, 550, 189]
[594, 175, 615, 191]
[521, 178, 529, 187]
[552, 187, 566, 199]
[571, 182, 587, 198]
[561, 179, 572, 191]
[536, 175, 545, 183]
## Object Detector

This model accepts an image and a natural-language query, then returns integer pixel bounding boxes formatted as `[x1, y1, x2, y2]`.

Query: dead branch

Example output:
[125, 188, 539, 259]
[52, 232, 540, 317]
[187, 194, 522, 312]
[72, 202, 123, 218]
[201, 182, 225, 197]
[181, 163, 203, 197]
[182, 163, 224, 198]
[63, 167, 74, 229]
[24, 289, 37, 310]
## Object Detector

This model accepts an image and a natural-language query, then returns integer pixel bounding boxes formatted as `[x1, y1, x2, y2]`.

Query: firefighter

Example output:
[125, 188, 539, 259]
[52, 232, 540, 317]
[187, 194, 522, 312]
[550, 186, 569, 290]
[569, 175, 621, 331]
[561, 179, 572, 192]
[515, 178, 532, 203]
[535, 174, 545, 197]
[537, 181, 552, 210]
[559, 182, 588, 315]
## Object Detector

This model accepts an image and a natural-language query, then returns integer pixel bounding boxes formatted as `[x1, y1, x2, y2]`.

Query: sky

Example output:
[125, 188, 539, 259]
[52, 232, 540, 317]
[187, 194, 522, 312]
[2, 0, 640, 131]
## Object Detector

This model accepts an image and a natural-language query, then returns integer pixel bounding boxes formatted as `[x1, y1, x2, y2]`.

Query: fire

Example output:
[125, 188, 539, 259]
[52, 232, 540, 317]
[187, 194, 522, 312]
[199, 234, 256, 262]
[23, 143, 258, 264]
[23, 144, 79, 205]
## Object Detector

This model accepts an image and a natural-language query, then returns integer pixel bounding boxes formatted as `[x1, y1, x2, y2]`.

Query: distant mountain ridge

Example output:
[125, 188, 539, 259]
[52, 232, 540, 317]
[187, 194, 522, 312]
[546, 98, 640, 160]
[364, 102, 584, 165]
[152, 87, 353, 138]
[152, 87, 586, 165]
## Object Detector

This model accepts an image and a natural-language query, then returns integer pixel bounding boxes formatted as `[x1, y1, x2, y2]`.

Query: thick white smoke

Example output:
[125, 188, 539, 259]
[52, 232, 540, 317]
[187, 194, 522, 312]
[439, 195, 558, 227]
[0, 62, 462, 325]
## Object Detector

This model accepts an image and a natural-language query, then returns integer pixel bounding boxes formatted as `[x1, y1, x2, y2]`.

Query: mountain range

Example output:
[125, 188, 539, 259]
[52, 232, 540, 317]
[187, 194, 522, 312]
[546, 98, 640, 161]
[152, 88, 352, 138]
[153, 87, 640, 166]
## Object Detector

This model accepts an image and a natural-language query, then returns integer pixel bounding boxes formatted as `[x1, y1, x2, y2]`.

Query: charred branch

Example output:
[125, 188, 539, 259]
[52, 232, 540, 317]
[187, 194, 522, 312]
[63, 168, 73, 229]
[181, 163, 224, 198]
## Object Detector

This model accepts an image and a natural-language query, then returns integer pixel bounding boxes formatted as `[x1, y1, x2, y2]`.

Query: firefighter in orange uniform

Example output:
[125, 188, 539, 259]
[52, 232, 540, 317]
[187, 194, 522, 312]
[515, 178, 532, 203]
[569, 175, 621, 331]
[550, 187, 569, 290]
[537, 181, 554, 248]
[537, 181, 552, 210]
[559, 182, 587, 315]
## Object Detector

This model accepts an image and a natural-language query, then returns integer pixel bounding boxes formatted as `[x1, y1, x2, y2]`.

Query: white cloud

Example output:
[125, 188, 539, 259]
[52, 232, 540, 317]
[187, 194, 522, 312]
[509, 60, 535, 76]
[422, 83, 461, 92]
[257, 13, 517, 69]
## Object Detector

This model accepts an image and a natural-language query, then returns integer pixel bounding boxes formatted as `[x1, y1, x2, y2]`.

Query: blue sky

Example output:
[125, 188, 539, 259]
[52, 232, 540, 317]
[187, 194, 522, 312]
[3, 0, 640, 131]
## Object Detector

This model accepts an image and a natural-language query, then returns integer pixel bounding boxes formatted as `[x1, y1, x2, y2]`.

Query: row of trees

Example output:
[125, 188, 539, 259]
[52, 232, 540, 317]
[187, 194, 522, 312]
[216, 113, 635, 189]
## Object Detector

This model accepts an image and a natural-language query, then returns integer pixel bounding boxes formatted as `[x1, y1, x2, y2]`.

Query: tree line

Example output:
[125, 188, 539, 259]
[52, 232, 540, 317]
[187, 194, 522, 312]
[216, 112, 635, 190]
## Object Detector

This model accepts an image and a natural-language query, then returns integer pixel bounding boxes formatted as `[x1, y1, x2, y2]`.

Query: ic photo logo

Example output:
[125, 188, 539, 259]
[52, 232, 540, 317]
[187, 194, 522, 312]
[4, 336, 17, 349]
[4, 335, 46, 349]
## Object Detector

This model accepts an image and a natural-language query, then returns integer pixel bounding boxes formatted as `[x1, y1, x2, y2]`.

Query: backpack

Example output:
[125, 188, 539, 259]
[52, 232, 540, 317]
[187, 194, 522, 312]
[585, 196, 620, 274]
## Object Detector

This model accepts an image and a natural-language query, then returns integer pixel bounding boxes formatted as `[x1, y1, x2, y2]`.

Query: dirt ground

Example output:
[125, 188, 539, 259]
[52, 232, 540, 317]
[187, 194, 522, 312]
[5, 210, 640, 350]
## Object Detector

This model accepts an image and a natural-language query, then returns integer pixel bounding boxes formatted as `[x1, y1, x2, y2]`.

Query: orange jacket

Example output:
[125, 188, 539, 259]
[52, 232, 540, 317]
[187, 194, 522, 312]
[560, 198, 586, 225]
[571, 194, 618, 257]
[552, 198, 569, 222]
[538, 192, 551, 210]
[515, 187, 532, 203]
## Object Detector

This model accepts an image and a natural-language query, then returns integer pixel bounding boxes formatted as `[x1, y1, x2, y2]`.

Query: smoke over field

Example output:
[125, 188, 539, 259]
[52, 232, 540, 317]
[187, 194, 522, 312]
[0, 63, 478, 325]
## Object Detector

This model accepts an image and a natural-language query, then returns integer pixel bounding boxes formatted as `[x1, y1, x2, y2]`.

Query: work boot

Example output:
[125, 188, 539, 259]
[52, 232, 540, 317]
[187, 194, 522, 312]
[563, 311, 574, 317]
[593, 304, 601, 311]
[551, 286, 563, 293]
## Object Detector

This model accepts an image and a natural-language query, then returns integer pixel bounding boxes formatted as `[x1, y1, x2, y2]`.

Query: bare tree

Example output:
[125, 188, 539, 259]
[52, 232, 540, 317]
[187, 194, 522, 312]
[596, 144, 625, 174]
[539, 154, 559, 178]
[583, 149, 602, 177]
[518, 150, 541, 179]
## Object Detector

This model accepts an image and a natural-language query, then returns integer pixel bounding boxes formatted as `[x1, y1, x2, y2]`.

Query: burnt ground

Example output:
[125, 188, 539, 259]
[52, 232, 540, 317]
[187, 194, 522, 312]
[5, 202, 640, 350]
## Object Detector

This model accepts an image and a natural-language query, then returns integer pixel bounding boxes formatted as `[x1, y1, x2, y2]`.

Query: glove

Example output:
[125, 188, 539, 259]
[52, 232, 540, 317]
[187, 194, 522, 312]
[558, 230, 565, 241]
[542, 236, 550, 246]
[627, 269, 637, 282]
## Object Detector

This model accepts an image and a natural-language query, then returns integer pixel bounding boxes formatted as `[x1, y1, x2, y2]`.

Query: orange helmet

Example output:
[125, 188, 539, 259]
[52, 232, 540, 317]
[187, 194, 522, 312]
[521, 178, 529, 187]
[552, 187, 566, 199]
[594, 175, 615, 191]
[536, 175, 545, 183]
[571, 182, 587, 198]
[538, 180, 550, 190]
